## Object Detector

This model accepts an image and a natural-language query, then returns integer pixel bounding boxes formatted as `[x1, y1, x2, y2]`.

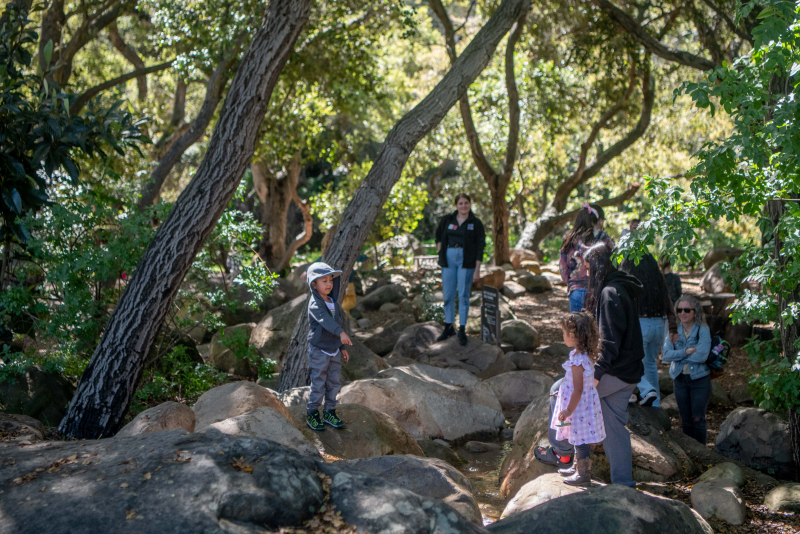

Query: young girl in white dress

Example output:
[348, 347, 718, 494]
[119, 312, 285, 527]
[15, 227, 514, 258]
[551, 312, 606, 486]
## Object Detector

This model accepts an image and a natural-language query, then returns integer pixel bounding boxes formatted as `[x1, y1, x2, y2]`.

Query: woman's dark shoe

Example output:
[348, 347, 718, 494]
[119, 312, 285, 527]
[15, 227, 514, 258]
[437, 323, 456, 342]
[458, 325, 468, 346]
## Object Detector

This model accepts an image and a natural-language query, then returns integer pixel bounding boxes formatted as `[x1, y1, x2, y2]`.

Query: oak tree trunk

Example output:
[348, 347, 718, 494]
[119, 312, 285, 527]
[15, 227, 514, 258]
[278, 0, 531, 392]
[58, 0, 311, 439]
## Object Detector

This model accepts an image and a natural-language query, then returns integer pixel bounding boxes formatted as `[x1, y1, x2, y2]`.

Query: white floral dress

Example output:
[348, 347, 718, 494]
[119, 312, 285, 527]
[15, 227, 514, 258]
[550, 350, 606, 445]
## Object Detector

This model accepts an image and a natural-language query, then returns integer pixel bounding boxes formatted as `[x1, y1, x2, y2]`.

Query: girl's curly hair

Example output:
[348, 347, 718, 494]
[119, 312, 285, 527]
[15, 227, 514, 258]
[560, 312, 602, 363]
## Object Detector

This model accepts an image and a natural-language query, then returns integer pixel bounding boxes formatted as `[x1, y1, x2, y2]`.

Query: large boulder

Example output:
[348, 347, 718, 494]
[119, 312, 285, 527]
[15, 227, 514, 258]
[276, 386, 310, 407]
[358, 283, 408, 311]
[501, 320, 540, 352]
[502, 281, 527, 298]
[516, 273, 552, 294]
[423, 336, 512, 375]
[509, 248, 539, 270]
[340, 455, 481, 523]
[696, 462, 746, 488]
[500, 473, 582, 519]
[208, 323, 258, 377]
[500, 393, 557, 498]
[416, 438, 468, 467]
[715, 407, 792, 478]
[0, 413, 45, 443]
[193, 381, 290, 430]
[507, 351, 534, 371]
[0, 429, 326, 532]
[341, 339, 388, 381]
[488, 484, 712, 534]
[764, 483, 800, 513]
[362, 317, 415, 356]
[261, 276, 300, 311]
[117, 401, 195, 437]
[317, 462, 487, 534]
[485, 371, 553, 412]
[250, 294, 307, 372]
[0, 365, 75, 426]
[703, 247, 744, 270]
[205, 406, 318, 457]
[286, 404, 424, 459]
[700, 262, 733, 294]
[339, 364, 505, 441]
[691, 478, 746, 525]
[392, 321, 444, 361]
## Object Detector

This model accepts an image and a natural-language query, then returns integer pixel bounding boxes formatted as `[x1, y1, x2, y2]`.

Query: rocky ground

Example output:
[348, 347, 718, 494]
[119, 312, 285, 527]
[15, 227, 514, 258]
[2, 258, 799, 534]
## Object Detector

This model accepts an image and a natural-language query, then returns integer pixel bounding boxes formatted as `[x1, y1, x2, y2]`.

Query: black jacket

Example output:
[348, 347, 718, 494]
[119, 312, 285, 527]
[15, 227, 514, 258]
[593, 270, 645, 384]
[435, 211, 486, 269]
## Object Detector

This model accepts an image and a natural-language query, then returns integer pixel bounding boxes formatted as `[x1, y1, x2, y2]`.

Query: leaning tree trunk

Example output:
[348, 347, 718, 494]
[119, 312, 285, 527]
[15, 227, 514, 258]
[767, 199, 800, 480]
[58, 0, 312, 439]
[278, 0, 531, 392]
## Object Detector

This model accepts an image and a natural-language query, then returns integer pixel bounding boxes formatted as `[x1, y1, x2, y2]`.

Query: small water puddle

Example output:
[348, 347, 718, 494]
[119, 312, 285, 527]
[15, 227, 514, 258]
[454, 439, 514, 526]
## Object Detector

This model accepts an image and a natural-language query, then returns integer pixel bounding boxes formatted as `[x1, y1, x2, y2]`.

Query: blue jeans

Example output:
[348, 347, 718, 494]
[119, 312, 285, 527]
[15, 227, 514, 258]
[674, 373, 711, 445]
[441, 247, 474, 326]
[637, 317, 665, 407]
[569, 289, 587, 312]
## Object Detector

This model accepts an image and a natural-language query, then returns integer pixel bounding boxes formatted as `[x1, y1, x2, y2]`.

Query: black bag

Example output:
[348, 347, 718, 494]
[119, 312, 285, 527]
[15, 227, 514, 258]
[694, 330, 730, 375]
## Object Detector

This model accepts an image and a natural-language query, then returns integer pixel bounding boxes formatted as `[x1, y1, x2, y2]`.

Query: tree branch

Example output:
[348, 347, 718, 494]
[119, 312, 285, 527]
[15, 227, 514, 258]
[593, 0, 717, 71]
[277, 152, 311, 272]
[547, 182, 642, 229]
[70, 61, 173, 114]
[551, 56, 638, 212]
[700, 0, 753, 44]
[107, 20, 147, 100]
[138, 35, 247, 209]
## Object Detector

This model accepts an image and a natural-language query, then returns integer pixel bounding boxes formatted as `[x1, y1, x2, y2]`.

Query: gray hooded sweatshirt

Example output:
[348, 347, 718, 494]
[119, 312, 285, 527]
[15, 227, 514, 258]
[306, 262, 346, 353]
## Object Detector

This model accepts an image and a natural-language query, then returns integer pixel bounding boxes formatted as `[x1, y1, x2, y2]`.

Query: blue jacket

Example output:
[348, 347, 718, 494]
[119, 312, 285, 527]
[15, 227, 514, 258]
[306, 262, 346, 353]
[662, 323, 711, 380]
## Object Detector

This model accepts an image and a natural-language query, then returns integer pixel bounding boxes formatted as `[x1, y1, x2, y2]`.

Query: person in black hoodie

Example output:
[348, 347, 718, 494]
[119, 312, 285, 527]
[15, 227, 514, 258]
[536, 242, 644, 487]
[434, 193, 486, 346]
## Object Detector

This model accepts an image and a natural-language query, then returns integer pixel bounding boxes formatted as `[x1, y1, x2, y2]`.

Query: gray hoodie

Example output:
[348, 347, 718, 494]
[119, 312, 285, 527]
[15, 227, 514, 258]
[306, 262, 346, 353]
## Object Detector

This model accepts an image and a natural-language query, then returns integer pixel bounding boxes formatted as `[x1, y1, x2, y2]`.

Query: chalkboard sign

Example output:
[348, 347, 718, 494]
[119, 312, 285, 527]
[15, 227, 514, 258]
[481, 286, 501, 345]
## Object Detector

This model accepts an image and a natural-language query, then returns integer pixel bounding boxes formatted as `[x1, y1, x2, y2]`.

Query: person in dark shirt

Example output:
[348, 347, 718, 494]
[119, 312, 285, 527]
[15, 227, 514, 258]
[434, 193, 486, 346]
[660, 254, 682, 305]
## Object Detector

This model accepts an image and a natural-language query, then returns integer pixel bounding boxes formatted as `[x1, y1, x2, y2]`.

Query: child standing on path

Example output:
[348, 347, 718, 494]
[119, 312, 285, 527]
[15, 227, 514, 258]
[306, 262, 352, 431]
[551, 312, 606, 486]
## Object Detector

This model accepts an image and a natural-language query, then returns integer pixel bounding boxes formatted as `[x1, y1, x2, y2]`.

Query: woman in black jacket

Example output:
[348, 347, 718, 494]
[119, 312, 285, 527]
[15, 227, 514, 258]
[536, 242, 644, 488]
[434, 194, 486, 345]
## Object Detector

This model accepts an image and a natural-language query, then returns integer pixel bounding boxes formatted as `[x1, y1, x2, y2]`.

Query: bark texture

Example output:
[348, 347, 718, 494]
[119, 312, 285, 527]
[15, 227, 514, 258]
[593, 0, 717, 71]
[429, 0, 527, 266]
[516, 58, 653, 253]
[137, 36, 247, 209]
[58, 0, 312, 439]
[278, 0, 531, 392]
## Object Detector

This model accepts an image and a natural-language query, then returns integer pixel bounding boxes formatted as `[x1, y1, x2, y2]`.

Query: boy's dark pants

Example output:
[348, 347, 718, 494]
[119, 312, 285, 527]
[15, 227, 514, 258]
[306, 346, 342, 413]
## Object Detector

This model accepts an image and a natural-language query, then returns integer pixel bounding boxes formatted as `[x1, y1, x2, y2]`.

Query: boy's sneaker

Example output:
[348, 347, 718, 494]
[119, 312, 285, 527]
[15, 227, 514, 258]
[306, 411, 325, 431]
[640, 391, 658, 407]
[322, 410, 344, 428]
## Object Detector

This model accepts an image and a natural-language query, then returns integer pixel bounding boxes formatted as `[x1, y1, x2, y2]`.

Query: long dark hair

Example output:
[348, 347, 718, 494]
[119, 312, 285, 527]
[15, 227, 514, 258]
[619, 254, 672, 318]
[583, 242, 616, 313]
[561, 204, 605, 254]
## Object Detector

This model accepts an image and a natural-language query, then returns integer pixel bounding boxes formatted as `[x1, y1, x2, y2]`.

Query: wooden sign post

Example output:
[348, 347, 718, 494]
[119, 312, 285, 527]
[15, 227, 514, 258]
[481, 286, 501, 345]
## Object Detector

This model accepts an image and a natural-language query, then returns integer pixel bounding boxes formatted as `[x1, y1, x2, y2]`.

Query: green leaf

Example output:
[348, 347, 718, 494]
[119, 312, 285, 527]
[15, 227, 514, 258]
[43, 39, 53, 68]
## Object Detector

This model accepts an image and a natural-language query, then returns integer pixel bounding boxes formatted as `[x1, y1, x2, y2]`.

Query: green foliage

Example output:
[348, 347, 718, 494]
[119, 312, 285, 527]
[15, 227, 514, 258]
[621, 0, 800, 413]
[0, 10, 146, 243]
[217, 327, 275, 381]
[418, 275, 445, 325]
[132, 345, 227, 413]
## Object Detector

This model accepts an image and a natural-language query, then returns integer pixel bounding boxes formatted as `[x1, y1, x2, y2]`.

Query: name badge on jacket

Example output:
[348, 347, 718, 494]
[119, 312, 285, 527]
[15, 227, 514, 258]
[467, 224, 474, 230]
[448, 224, 458, 230]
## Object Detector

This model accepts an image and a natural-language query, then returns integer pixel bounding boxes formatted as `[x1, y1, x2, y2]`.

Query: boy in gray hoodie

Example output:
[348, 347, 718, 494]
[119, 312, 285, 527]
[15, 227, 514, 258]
[305, 262, 352, 431]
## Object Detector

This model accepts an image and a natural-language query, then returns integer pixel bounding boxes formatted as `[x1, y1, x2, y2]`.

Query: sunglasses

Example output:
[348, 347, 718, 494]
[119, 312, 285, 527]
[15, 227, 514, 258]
[677, 308, 695, 314]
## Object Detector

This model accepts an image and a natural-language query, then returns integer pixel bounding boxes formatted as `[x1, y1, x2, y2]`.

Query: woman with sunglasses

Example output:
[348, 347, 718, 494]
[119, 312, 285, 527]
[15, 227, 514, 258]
[662, 295, 712, 444]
